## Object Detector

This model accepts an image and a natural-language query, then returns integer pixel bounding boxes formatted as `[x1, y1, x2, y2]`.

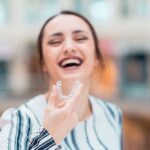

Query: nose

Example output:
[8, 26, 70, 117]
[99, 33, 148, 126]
[63, 39, 76, 54]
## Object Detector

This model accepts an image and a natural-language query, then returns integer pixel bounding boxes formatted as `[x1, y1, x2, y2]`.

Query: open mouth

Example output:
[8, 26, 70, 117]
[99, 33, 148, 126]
[58, 57, 83, 69]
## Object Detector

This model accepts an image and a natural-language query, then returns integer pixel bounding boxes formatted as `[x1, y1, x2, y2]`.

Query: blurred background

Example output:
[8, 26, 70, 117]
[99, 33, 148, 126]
[0, 0, 150, 149]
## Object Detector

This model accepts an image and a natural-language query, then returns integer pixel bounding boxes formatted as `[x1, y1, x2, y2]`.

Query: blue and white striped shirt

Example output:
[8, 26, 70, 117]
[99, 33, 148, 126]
[0, 95, 123, 150]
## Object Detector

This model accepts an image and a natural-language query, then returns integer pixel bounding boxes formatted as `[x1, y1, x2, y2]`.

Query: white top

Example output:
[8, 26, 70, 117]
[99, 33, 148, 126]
[0, 95, 123, 150]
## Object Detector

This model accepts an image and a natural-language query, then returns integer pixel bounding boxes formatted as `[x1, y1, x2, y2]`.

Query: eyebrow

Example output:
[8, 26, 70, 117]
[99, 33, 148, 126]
[49, 30, 87, 37]
[50, 32, 63, 37]
[72, 30, 87, 34]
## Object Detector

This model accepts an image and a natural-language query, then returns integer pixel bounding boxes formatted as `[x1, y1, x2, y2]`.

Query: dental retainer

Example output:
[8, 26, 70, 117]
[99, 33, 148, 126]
[56, 80, 81, 100]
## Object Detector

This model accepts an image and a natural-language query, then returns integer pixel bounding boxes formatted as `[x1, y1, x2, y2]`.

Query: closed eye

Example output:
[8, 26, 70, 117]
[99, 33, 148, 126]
[76, 37, 88, 42]
[48, 40, 62, 46]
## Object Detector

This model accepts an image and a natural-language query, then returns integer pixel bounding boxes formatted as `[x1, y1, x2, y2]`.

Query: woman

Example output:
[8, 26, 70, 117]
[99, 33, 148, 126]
[0, 10, 123, 150]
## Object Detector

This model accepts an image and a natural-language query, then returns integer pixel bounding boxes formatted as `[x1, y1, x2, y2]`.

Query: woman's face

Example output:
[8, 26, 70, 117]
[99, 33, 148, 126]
[42, 14, 98, 83]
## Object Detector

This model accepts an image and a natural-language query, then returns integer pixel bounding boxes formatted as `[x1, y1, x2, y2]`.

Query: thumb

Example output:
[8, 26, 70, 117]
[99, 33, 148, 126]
[47, 85, 58, 106]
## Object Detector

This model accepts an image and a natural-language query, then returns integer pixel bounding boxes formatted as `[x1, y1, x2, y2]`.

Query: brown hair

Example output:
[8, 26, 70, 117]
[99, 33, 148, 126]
[37, 10, 105, 71]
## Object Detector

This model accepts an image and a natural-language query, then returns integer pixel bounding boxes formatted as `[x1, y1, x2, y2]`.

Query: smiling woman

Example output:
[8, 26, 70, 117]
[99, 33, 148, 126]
[0, 10, 123, 150]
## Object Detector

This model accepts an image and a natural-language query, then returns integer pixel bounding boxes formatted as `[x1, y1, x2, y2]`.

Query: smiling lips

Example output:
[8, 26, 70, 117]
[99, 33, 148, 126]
[58, 57, 83, 69]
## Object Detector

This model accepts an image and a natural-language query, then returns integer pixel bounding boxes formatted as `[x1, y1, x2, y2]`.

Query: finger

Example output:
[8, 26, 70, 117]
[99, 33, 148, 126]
[47, 85, 58, 106]
[45, 87, 51, 100]
[57, 100, 66, 108]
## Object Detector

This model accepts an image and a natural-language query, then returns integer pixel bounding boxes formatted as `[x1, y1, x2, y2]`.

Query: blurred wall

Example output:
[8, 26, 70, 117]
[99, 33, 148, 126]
[0, 0, 150, 149]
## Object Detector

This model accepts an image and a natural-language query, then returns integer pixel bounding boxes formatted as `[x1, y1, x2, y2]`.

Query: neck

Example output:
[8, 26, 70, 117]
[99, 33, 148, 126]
[74, 81, 92, 122]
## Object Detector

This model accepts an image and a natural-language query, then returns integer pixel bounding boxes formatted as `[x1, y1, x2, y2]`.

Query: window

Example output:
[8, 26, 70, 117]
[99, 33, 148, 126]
[121, 0, 150, 18]
[24, 0, 61, 24]
[89, 0, 114, 22]
[0, 0, 9, 26]
[121, 52, 149, 99]
[0, 61, 9, 96]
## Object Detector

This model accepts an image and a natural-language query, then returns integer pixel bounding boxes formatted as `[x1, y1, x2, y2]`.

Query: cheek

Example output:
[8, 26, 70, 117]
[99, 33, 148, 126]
[42, 44, 57, 62]
[44, 53, 56, 70]
[86, 46, 97, 63]
[86, 40, 95, 55]
[42, 48, 57, 71]
[86, 50, 97, 72]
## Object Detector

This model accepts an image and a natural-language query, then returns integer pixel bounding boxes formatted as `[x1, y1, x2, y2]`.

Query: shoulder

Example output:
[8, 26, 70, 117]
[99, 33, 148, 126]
[1, 95, 46, 125]
[0, 95, 46, 137]
[0, 95, 44, 149]
[90, 96, 122, 113]
[90, 96, 122, 128]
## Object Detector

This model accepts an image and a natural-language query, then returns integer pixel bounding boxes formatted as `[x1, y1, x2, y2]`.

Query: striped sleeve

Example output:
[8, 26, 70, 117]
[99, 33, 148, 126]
[0, 109, 62, 150]
[28, 128, 62, 150]
[0, 109, 32, 150]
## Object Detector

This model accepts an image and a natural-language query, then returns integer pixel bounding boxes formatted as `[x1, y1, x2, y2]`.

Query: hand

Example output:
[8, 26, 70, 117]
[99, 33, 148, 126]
[43, 83, 83, 144]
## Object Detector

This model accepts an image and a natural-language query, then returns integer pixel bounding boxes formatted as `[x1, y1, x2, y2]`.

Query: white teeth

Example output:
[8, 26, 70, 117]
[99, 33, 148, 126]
[56, 80, 81, 100]
[61, 59, 80, 67]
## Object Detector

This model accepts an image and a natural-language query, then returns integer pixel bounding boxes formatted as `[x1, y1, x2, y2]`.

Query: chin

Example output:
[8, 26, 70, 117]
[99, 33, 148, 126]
[62, 76, 81, 81]
[61, 74, 90, 84]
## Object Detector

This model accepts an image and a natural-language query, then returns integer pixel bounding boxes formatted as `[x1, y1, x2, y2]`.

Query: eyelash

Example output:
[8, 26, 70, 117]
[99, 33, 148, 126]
[76, 37, 88, 41]
[48, 41, 61, 45]
[48, 37, 88, 46]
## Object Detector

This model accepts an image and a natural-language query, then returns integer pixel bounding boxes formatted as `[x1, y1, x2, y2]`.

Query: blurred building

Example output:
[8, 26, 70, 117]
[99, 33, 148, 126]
[0, 0, 150, 149]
